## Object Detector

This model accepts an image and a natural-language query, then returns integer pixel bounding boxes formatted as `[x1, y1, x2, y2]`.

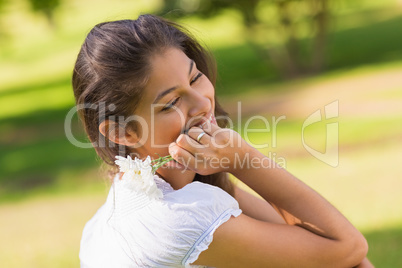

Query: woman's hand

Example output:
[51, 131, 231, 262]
[168, 123, 251, 175]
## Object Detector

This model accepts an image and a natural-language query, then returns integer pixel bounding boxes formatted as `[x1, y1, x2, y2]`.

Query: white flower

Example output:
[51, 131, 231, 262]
[115, 155, 163, 200]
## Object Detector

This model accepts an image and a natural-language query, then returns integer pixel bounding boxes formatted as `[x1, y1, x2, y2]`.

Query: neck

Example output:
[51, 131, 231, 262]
[156, 169, 196, 190]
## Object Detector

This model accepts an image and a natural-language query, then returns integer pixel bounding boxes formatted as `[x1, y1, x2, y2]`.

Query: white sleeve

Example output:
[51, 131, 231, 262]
[164, 182, 243, 267]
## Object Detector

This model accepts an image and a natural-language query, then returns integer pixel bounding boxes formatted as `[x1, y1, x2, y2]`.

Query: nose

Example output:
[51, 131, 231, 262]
[187, 89, 211, 119]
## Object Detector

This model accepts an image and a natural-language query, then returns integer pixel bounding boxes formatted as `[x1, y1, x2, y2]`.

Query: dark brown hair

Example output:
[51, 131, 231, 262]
[72, 14, 233, 196]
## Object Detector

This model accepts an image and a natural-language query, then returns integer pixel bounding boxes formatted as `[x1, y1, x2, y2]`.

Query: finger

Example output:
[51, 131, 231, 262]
[187, 126, 211, 144]
[200, 119, 221, 136]
[169, 142, 194, 163]
[169, 142, 198, 171]
[201, 122, 233, 148]
[172, 136, 211, 170]
[176, 133, 205, 151]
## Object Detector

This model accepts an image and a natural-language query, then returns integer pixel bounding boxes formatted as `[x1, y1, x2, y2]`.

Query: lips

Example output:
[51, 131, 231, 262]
[182, 113, 216, 134]
[199, 113, 216, 128]
[210, 114, 217, 125]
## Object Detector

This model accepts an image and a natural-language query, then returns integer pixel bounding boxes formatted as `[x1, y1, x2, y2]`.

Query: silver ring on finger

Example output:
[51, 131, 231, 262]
[196, 132, 206, 143]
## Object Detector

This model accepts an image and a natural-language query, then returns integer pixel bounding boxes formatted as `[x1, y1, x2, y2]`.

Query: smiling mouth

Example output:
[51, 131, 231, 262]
[181, 114, 216, 134]
[199, 114, 216, 128]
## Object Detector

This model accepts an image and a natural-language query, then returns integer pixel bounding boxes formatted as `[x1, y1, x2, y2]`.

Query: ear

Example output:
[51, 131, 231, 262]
[99, 120, 139, 147]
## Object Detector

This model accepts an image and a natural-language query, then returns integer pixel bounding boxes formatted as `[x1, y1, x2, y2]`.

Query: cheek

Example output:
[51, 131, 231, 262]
[202, 78, 215, 106]
[154, 113, 184, 143]
[202, 77, 215, 95]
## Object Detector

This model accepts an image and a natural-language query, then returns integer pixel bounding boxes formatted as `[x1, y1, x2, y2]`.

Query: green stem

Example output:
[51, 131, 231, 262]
[151, 155, 173, 173]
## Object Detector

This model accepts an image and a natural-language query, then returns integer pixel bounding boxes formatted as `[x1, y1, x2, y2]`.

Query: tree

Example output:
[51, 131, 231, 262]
[0, 0, 8, 39]
[159, 0, 332, 78]
[27, 0, 61, 27]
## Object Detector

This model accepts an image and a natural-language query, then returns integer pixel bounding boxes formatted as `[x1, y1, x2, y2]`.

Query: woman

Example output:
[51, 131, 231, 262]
[73, 14, 372, 267]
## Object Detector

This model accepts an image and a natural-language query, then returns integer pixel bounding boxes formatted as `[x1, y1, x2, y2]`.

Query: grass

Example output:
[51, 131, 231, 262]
[1, 0, 402, 266]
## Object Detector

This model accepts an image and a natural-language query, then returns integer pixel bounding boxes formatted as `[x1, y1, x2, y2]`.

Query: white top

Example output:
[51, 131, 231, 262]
[79, 175, 242, 267]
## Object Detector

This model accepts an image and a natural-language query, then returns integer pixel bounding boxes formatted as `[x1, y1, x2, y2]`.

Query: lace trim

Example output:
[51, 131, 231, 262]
[182, 208, 242, 267]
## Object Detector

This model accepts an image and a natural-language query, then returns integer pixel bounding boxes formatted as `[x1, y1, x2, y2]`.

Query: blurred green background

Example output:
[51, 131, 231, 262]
[1, 0, 401, 266]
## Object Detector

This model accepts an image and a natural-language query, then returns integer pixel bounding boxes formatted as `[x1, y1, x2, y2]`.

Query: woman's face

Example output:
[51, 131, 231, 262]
[132, 47, 216, 189]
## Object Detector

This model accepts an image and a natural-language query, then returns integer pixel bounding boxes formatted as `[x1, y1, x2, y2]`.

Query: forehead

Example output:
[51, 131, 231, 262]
[139, 48, 192, 104]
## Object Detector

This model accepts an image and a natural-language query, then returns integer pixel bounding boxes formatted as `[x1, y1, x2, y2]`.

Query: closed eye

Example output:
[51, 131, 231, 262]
[161, 97, 180, 111]
[161, 72, 202, 112]
[190, 72, 203, 85]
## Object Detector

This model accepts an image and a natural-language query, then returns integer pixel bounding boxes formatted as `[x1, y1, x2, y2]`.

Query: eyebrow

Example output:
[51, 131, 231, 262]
[188, 59, 194, 75]
[153, 60, 195, 104]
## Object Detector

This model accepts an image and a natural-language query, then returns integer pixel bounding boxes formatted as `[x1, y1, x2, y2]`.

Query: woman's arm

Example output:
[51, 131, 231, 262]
[234, 185, 285, 224]
[228, 147, 367, 266]
[230, 147, 365, 242]
[170, 124, 368, 267]
[234, 184, 372, 267]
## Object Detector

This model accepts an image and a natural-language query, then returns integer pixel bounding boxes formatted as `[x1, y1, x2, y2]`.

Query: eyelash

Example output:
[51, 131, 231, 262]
[161, 97, 180, 111]
[161, 72, 203, 112]
[191, 72, 203, 85]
